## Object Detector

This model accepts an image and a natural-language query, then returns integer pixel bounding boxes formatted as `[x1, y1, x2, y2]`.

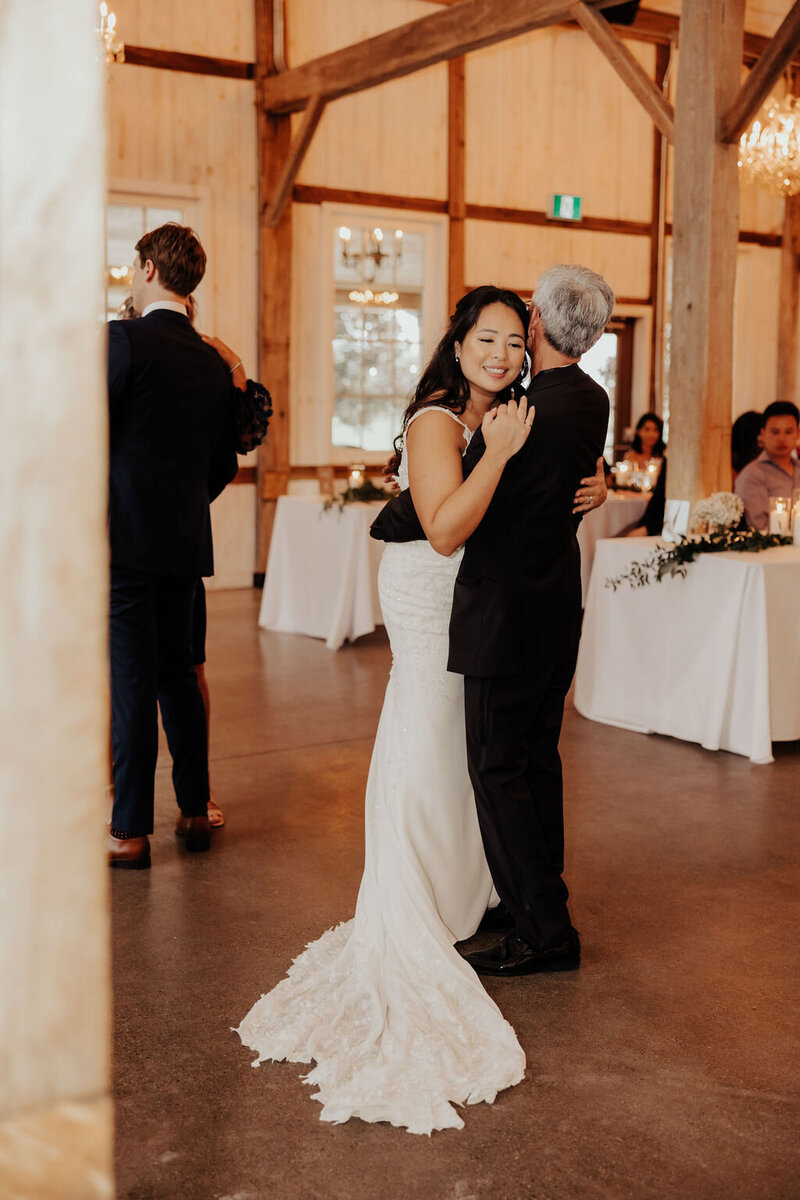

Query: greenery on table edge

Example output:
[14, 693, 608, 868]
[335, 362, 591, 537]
[605, 527, 793, 590]
[322, 480, 393, 512]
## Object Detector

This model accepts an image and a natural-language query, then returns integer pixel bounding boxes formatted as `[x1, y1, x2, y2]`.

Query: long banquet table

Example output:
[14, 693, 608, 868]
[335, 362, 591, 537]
[576, 491, 651, 597]
[258, 495, 387, 650]
[574, 538, 800, 764]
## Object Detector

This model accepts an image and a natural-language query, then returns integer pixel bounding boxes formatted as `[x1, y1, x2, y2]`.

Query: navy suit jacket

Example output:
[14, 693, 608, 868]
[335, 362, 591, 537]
[107, 309, 239, 577]
[371, 364, 609, 677]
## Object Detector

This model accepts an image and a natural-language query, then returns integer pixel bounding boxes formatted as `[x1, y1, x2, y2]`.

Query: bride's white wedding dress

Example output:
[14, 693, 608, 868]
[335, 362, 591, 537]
[235, 408, 525, 1134]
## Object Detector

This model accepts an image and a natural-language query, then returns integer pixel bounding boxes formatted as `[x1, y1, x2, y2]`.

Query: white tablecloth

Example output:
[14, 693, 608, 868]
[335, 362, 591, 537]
[259, 496, 386, 650]
[577, 492, 651, 597]
[574, 538, 800, 764]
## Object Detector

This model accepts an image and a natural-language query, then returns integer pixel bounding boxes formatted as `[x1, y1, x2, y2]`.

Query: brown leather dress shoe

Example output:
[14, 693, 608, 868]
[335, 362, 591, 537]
[174, 813, 211, 852]
[108, 833, 151, 870]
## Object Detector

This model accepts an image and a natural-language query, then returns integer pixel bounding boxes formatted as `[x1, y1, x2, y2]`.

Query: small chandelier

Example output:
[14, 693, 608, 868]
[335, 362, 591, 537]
[338, 226, 403, 301]
[738, 93, 800, 197]
[96, 1, 124, 64]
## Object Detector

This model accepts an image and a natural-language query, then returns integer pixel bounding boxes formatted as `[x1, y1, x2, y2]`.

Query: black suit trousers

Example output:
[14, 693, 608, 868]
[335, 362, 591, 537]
[464, 653, 578, 950]
[110, 566, 209, 834]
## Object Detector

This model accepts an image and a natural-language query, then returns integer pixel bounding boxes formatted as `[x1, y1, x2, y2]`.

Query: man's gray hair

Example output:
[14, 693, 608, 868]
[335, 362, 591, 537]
[532, 264, 615, 359]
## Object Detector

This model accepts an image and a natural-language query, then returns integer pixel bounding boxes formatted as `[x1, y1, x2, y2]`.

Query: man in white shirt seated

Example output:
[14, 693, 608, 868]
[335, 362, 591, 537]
[734, 401, 800, 530]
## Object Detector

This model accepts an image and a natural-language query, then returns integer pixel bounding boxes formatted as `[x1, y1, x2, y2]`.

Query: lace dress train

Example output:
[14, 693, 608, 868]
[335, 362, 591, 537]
[236, 415, 525, 1134]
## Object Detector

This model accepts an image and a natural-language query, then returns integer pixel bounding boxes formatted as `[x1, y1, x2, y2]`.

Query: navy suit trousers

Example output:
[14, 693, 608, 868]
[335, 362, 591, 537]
[110, 566, 209, 835]
[464, 655, 578, 951]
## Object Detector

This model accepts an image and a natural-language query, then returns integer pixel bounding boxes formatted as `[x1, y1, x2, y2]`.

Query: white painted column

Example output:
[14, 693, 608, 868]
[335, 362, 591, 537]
[0, 1, 113, 1196]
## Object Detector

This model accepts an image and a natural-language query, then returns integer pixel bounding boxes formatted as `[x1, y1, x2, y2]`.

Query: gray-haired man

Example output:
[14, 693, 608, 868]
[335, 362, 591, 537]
[373, 264, 614, 975]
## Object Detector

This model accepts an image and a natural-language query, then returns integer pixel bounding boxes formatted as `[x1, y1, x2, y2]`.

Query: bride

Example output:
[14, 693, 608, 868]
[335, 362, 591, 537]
[236, 285, 598, 1134]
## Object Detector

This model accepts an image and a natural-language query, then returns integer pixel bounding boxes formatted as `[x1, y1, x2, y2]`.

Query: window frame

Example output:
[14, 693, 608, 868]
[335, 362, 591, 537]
[319, 203, 449, 467]
[105, 181, 208, 322]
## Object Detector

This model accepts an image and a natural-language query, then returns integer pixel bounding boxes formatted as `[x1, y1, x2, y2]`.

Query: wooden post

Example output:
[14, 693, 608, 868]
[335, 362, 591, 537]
[263, 94, 326, 228]
[777, 195, 800, 404]
[255, 2, 292, 577]
[448, 57, 466, 314]
[649, 41, 670, 408]
[668, 0, 745, 501]
[777, 68, 800, 404]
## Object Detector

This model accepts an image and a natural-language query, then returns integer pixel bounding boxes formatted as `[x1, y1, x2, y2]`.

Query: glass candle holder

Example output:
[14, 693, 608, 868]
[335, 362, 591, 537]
[768, 495, 791, 535]
[347, 464, 366, 491]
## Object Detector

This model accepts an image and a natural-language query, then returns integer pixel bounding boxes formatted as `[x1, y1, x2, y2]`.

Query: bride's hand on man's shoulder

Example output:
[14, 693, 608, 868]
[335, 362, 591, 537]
[482, 393, 535, 461]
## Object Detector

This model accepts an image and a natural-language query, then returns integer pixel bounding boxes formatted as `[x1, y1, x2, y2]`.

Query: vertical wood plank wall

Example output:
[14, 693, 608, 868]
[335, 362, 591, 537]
[107, 0, 258, 586]
[108, 0, 796, 570]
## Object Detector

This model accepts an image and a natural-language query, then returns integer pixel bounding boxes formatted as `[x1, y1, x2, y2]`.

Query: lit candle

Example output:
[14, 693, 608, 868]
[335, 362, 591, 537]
[348, 464, 365, 490]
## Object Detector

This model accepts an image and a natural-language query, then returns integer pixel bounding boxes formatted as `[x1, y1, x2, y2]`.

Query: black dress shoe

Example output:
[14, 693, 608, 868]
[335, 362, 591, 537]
[175, 813, 211, 852]
[463, 930, 580, 977]
[477, 901, 516, 934]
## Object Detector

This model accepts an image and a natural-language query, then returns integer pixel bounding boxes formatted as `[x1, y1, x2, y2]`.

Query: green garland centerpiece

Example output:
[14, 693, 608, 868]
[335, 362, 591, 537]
[605, 492, 792, 590]
[322, 478, 392, 513]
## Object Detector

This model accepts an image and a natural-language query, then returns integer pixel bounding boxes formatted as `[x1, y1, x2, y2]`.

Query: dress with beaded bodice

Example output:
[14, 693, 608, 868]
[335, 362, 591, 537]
[235, 407, 525, 1134]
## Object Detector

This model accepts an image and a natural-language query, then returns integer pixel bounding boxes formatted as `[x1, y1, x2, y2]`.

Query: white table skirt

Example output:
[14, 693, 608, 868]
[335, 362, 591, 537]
[577, 492, 651, 598]
[259, 496, 386, 650]
[574, 538, 800, 764]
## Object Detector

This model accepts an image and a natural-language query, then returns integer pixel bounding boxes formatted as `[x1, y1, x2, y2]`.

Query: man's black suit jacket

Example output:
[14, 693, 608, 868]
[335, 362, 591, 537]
[107, 310, 239, 577]
[371, 363, 609, 677]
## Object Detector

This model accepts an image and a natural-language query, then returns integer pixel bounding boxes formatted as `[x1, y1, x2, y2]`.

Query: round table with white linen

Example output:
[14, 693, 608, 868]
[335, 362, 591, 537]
[258, 496, 387, 650]
[577, 491, 651, 598]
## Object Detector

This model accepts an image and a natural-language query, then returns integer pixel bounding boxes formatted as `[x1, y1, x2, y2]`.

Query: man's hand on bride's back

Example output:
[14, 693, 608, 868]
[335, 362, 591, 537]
[482, 395, 535, 463]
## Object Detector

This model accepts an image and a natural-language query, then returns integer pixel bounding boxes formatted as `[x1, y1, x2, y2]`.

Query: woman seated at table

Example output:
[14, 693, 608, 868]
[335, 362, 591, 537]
[624, 412, 666, 470]
[623, 455, 667, 538]
[731, 409, 762, 481]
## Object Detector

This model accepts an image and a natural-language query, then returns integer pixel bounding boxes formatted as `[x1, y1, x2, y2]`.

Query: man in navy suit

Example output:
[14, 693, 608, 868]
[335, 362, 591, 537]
[107, 223, 238, 868]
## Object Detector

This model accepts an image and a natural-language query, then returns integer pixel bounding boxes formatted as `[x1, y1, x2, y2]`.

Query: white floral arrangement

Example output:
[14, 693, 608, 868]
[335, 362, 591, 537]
[606, 490, 788, 590]
[687, 491, 744, 537]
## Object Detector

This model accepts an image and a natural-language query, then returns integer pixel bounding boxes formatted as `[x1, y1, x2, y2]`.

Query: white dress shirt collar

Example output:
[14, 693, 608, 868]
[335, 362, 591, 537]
[141, 300, 188, 318]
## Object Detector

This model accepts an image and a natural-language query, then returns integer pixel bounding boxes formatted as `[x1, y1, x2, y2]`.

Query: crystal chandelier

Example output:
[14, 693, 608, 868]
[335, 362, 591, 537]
[96, 2, 124, 64]
[338, 226, 402, 305]
[738, 93, 800, 197]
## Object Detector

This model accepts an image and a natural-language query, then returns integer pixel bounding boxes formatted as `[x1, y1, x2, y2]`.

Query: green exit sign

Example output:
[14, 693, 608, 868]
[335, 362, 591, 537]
[549, 194, 582, 221]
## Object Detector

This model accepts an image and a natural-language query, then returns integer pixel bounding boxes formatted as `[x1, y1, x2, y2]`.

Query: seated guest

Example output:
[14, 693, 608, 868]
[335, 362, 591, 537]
[734, 401, 800, 530]
[624, 455, 667, 538]
[731, 409, 763, 480]
[624, 412, 666, 469]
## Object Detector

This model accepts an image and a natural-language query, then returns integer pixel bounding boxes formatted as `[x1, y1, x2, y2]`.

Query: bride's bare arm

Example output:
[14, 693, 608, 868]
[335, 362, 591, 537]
[407, 399, 534, 557]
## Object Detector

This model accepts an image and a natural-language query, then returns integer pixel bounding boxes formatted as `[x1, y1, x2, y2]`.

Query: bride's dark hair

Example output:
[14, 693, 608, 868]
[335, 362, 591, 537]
[385, 285, 529, 478]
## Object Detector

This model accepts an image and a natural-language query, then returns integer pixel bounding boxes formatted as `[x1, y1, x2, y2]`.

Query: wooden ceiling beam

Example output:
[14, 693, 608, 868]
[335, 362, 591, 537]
[570, 2, 674, 142]
[415, 4, 800, 68]
[259, 0, 624, 114]
[121, 45, 254, 79]
[718, 0, 800, 143]
[263, 94, 326, 227]
[118, 10, 800, 84]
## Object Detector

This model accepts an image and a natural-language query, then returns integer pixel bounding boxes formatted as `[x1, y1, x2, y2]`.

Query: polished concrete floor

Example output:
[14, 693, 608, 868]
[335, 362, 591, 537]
[112, 589, 800, 1200]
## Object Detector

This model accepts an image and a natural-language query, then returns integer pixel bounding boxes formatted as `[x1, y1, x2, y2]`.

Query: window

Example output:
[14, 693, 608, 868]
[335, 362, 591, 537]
[105, 201, 185, 320]
[581, 317, 635, 460]
[326, 210, 447, 457]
